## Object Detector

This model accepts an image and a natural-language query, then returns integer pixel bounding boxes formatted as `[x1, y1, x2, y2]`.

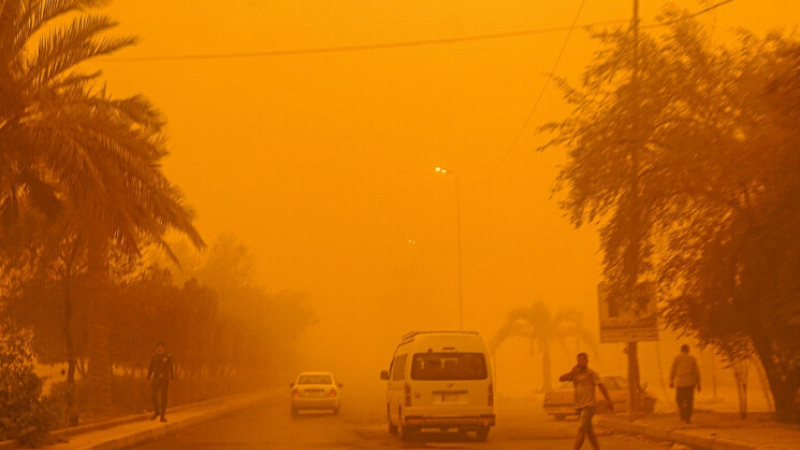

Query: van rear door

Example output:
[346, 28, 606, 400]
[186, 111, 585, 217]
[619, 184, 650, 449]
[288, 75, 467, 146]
[409, 352, 490, 408]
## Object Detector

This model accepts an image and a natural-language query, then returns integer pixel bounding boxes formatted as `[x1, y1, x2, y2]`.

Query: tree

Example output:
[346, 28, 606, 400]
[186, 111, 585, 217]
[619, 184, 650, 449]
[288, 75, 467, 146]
[543, 5, 800, 422]
[151, 234, 318, 375]
[539, 8, 675, 410]
[0, 0, 203, 413]
[659, 31, 800, 420]
[2, 217, 92, 425]
[490, 301, 596, 392]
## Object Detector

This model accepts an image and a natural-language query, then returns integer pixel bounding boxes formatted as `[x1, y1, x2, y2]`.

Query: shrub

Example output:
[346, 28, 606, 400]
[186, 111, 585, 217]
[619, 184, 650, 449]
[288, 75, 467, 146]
[0, 328, 58, 447]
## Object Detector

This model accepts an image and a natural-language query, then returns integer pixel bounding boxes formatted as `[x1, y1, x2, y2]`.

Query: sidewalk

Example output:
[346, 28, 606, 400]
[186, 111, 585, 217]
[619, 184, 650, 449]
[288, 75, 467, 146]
[596, 411, 800, 450]
[2, 391, 274, 450]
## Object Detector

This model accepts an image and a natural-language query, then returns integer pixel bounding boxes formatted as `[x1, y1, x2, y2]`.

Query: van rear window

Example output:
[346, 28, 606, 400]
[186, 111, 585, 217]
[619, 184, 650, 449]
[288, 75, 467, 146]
[410, 353, 488, 380]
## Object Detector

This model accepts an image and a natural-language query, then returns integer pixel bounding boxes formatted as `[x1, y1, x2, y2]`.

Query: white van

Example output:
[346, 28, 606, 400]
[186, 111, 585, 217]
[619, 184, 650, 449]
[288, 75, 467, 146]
[380, 331, 495, 441]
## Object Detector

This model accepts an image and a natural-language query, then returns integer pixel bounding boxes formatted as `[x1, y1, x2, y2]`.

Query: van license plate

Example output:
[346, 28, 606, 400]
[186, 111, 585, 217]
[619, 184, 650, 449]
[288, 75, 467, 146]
[440, 393, 462, 403]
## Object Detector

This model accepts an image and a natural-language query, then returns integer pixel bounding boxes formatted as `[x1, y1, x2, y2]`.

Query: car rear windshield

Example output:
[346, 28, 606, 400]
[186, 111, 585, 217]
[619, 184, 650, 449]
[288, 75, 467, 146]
[410, 352, 488, 380]
[298, 374, 332, 385]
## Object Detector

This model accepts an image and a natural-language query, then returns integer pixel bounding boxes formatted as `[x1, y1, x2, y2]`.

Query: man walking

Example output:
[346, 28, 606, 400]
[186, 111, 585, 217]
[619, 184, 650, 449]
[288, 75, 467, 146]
[559, 352, 614, 450]
[147, 341, 174, 422]
[670, 344, 701, 423]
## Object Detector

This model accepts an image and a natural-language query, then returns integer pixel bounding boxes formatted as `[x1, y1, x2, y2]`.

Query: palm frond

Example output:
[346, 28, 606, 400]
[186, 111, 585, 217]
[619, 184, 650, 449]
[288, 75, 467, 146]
[28, 91, 204, 253]
[2, 0, 204, 272]
[50, 70, 100, 90]
[29, 14, 135, 86]
[19, 0, 107, 39]
[18, 168, 62, 219]
[0, 0, 24, 62]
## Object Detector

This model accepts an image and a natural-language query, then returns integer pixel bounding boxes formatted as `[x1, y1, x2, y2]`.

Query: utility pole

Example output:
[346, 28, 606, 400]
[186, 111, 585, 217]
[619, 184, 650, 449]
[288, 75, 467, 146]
[455, 173, 464, 331]
[435, 166, 465, 330]
[627, 0, 643, 415]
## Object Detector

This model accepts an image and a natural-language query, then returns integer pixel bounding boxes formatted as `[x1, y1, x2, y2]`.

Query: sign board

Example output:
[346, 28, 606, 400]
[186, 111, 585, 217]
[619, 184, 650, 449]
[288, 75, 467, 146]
[597, 282, 658, 343]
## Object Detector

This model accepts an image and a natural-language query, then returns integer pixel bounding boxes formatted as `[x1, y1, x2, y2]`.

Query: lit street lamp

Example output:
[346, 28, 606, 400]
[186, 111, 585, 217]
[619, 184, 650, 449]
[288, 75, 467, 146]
[435, 166, 464, 330]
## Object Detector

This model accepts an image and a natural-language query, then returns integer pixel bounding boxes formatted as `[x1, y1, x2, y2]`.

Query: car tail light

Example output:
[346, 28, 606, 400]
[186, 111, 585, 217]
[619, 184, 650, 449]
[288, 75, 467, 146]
[329, 389, 337, 397]
[292, 389, 300, 398]
[404, 382, 412, 407]
[488, 383, 494, 406]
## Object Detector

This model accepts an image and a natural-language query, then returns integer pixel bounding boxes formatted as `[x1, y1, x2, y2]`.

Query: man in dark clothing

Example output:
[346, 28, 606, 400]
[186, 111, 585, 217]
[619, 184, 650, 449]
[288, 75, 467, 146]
[670, 344, 701, 423]
[147, 341, 174, 422]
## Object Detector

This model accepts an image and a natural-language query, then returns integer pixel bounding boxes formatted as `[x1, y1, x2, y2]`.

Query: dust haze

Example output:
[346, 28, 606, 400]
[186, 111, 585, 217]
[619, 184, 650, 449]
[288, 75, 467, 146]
[2, 0, 798, 447]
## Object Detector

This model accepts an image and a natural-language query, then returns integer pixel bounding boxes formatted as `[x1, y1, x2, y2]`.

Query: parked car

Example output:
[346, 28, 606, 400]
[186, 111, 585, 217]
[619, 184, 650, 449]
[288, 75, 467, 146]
[290, 371, 342, 415]
[380, 331, 495, 442]
[543, 375, 656, 420]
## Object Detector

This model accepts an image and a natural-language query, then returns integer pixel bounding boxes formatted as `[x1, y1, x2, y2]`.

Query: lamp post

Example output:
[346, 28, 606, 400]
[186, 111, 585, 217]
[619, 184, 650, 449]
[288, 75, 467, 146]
[435, 166, 464, 330]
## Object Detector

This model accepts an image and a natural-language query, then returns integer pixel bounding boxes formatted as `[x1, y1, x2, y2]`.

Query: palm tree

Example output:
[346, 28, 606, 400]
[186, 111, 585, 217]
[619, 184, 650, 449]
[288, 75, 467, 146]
[490, 301, 597, 392]
[1, 0, 204, 414]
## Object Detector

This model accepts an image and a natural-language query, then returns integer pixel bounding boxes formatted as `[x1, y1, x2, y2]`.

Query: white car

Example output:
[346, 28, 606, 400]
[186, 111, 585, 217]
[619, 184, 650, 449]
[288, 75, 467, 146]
[290, 371, 342, 415]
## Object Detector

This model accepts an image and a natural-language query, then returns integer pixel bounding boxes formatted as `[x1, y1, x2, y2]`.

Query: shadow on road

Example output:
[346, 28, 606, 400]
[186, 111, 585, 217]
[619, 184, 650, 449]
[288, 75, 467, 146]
[400, 430, 485, 446]
[290, 410, 339, 420]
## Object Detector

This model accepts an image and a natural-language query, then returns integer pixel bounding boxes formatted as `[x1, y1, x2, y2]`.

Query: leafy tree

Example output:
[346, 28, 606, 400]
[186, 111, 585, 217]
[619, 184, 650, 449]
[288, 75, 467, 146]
[659, 28, 800, 422]
[0, 0, 203, 413]
[152, 234, 318, 376]
[539, 11, 675, 410]
[490, 301, 596, 392]
[2, 218, 92, 425]
[543, 6, 800, 422]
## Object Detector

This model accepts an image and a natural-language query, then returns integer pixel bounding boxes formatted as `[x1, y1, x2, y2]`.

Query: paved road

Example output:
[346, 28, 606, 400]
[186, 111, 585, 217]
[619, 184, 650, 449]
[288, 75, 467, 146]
[135, 394, 670, 450]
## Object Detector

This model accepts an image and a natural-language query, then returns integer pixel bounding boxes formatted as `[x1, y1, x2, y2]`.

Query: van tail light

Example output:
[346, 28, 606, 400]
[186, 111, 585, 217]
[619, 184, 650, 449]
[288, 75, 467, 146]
[329, 389, 337, 397]
[488, 383, 494, 406]
[292, 389, 300, 398]
[404, 382, 412, 407]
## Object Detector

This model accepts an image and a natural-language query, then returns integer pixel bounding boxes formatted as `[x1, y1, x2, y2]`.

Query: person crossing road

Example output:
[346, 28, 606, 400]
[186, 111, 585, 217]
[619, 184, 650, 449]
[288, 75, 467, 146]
[559, 352, 614, 450]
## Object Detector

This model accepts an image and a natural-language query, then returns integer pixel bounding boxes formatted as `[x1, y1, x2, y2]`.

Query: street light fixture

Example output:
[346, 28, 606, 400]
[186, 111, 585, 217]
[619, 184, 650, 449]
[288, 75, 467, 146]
[435, 166, 464, 331]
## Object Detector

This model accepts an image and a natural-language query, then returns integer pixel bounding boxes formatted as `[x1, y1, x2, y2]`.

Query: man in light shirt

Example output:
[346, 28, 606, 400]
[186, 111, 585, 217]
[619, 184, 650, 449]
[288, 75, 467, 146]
[670, 344, 701, 423]
[560, 353, 614, 450]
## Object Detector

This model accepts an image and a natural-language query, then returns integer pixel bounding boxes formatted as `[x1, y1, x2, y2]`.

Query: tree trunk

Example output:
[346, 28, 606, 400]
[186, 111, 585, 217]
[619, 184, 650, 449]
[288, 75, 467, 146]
[63, 276, 79, 426]
[62, 240, 80, 426]
[86, 235, 113, 414]
[627, 341, 641, 413]
[87, 308, 112, 414]
[626, 0, 644, 415]
[541, 345, 553, 392]
[753, 358, 775, 412]
[733, 359, 749, 419]
[753, 338, 800, 423]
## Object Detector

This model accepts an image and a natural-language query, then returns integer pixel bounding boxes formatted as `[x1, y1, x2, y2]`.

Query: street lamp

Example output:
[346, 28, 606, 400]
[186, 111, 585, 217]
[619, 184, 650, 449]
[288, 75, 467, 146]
[435, 166, 464, 330]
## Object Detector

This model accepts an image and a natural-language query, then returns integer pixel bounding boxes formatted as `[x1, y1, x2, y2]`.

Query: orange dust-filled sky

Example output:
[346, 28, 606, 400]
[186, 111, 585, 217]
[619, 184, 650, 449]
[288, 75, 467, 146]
[86, 0, 800, 381]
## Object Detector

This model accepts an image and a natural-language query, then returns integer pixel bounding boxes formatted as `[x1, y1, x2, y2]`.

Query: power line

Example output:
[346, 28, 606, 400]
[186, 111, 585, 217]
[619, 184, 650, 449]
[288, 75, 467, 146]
[685, 0, 734, 20]
[639, 0, 735, 29]
[471, 0, 587, 188]
[470, 0, 736, 188]
[101, 19, 630, 63]
[95, 1, 736, 64]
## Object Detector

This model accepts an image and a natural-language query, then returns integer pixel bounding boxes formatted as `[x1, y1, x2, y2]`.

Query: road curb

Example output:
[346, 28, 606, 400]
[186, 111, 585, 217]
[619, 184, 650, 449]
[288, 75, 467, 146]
[596, 416, 759, 450]
[0, 391, 272, 450]
[82, 393, 270, 450]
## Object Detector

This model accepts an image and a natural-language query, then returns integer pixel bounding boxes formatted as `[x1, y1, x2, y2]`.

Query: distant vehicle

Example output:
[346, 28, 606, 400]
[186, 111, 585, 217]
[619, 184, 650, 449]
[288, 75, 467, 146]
[380, 331, 495, 442]
[290, 371, 342, 415]
[543, 375, 656, 420]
